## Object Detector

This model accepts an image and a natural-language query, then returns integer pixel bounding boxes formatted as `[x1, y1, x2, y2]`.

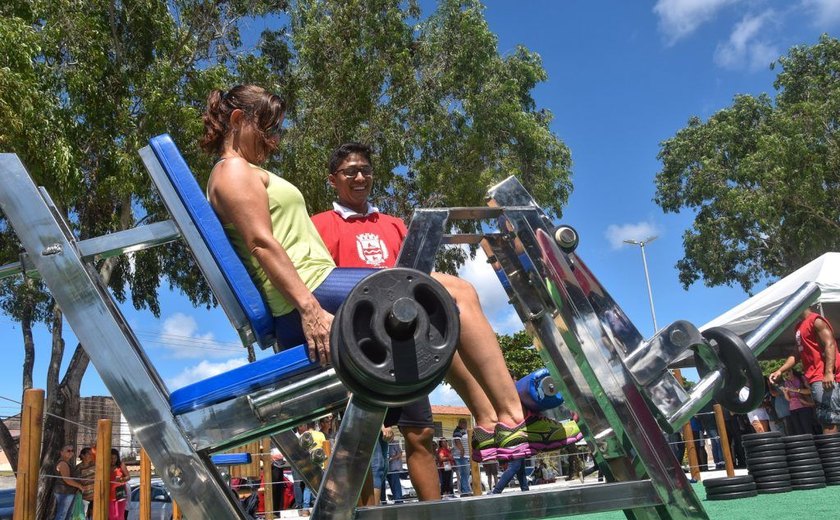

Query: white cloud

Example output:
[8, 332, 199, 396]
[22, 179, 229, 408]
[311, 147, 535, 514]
[605, 221, 662, 250]
[803, 0, 840, 27]
[457, 247, 516, 322]
[654, 0, 742, 44]
[714, 11, 779, 71]
[150, 312, 241, 359]
[429, 383, 466, 407]
[167, 358, 249, 390]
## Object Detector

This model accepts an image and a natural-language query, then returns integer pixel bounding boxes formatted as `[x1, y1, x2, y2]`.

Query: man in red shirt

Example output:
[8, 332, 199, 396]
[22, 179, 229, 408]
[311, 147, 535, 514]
[770, 307, 840, 433]
[312, 142, 441, 501]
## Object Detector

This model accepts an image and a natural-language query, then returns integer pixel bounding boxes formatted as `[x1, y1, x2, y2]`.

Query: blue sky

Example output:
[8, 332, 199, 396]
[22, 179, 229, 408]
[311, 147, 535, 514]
[1, 0, 839, 414]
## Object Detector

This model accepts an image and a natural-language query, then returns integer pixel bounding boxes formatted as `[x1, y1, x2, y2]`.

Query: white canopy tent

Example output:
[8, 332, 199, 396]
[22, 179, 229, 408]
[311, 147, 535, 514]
[686, 252, 840, 364]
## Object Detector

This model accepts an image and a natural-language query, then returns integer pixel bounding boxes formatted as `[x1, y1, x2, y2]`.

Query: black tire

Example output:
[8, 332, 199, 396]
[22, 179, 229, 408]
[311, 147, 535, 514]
[706, 489, 758, 501]
[705, 482, 757, 495]
[749, 468, 790, 480]
[742, 438, 785, 448]
[744, 432, 783, 441]
[702, 475, 754, 489]
[785, 446, 820, 456]
[787, 458, 823, 468]
[745, 448, 787, 458]
[756, 486, 792, 494]
[792, 483, 826, 490]
[788, 470, 826, 480]
[789, 475, 827, 485]
[755, 479, 792, 489]
[783, 434, 815, 442]
[746, 454, 788, 465]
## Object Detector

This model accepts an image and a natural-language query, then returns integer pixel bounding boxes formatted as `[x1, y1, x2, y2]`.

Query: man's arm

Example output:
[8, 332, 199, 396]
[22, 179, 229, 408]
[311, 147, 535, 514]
[815, 317, 837, 388]
[769, 355, 798, 384]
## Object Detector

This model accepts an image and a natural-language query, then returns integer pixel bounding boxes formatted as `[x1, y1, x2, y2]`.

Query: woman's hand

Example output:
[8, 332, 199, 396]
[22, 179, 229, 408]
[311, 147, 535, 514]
[301, 303, 334, 366]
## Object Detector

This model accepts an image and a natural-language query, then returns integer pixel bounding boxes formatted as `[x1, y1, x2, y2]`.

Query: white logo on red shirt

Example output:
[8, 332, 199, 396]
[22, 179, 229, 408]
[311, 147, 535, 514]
[356, 232, 389, 267]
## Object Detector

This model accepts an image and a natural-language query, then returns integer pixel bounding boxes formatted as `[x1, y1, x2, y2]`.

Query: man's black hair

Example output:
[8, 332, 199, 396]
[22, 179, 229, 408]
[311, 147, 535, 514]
[329, 142, 372, 174]
[79, 447, 92, 457]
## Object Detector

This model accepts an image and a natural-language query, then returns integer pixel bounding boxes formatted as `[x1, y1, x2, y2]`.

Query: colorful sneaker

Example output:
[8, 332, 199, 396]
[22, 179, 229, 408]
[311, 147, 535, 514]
[523, 413, 583, 452]
[495, 419, 533, 461]
[471, 425, 497, 462]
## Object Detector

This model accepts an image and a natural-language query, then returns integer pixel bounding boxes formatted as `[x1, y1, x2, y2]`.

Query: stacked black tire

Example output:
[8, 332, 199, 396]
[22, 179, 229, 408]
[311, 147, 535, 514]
[783, 434, 826, 490]
[815, 433, 840, 485]
[743, 432, 791, 494]
[703, 475, 756, 500]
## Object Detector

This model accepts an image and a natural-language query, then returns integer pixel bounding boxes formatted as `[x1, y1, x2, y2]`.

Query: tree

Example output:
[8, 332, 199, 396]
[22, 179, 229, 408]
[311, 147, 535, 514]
[0, 1, 570, 515]
[498, 330, 543, 379]
[654, 35, 840, 292]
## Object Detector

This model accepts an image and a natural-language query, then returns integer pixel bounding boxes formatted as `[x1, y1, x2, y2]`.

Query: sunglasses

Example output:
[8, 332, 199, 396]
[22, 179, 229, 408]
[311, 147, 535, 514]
[335, 165, 373, 179]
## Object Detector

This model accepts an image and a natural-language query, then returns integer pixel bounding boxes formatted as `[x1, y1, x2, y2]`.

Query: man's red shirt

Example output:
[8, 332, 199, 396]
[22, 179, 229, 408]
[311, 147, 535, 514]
[311, 206, 407, 268]
[795, 312, 840, 384]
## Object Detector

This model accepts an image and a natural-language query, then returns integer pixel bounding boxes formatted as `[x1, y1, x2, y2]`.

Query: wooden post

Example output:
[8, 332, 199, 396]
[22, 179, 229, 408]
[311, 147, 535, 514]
[357, 470, 375, 506]
[468, 429, 482, 496]
[672, 369, 701, 482]
[262, 438, 274, 520]
[140, 448, 152, 520]
[13, 388, 44, 520]
[713, 404, 735, 477]
[94, 419, 112, 520]
[172, 499, 182, 520]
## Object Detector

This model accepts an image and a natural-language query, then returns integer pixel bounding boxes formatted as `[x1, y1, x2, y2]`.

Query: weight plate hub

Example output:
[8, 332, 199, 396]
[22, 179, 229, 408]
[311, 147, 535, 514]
[332, 268, 459, 407]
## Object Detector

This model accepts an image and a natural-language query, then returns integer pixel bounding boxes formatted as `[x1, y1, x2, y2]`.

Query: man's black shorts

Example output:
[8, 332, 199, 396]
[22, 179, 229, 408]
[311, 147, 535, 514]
[384, 396, 433, 430]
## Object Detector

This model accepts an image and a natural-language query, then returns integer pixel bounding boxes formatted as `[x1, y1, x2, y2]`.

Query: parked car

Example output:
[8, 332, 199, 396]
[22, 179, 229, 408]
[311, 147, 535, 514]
[125, 480, 173, 520]
[0, 488, 13, 520]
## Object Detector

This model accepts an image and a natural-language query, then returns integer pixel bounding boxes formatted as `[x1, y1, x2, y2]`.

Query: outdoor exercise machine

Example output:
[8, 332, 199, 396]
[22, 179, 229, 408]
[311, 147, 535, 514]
[0, 135, 820, 519]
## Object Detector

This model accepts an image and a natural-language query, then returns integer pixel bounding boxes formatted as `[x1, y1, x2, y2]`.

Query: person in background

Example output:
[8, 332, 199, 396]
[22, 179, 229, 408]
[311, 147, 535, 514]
[436, 439, 455, 497]
[451, 418, 471, 496]
[689, 415, 708, 471]
[370, 426, 393, 504]
[77, 447, 96, 519]
[108, 449, 129, 520]
[301, 421, 327, 508]
[768, 376, 793, 434]
[52, 445, 83, 520]
[490, 457, 529, 494]
[771, 307, 839, 434]
[483, 460, 498, 492]
[698, 402, 723, 470]
[780, 369, 818, 435]
[387, 440, 404, 503]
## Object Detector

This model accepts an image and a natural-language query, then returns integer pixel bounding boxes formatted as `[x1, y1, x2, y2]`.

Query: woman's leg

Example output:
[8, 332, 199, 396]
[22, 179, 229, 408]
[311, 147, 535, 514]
[431, 273, 522, 426]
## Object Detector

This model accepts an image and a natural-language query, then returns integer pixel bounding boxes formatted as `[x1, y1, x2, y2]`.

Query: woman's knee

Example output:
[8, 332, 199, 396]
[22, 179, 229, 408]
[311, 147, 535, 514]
[431, 272, 480, 307]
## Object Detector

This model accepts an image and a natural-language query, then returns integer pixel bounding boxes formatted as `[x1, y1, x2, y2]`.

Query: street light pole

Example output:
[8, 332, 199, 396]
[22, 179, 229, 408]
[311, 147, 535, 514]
[623, 236, 659, 333]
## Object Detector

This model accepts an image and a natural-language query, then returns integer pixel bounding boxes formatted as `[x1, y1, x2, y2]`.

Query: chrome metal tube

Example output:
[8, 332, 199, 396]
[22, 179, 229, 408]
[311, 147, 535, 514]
[745, 281, 820, 355]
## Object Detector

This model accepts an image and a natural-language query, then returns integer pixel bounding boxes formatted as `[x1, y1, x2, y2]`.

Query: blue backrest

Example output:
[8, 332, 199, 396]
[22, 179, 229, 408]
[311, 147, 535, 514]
[142, 134, 276, 350]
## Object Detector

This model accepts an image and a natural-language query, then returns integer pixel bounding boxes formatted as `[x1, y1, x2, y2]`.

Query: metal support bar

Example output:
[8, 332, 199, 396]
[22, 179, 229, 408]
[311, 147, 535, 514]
[0, 154, 246, 519]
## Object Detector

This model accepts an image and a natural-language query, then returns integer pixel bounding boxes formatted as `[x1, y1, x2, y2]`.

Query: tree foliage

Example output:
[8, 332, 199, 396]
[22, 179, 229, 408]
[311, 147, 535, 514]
[498, 330, 543, 379]
[0, 4, 570, 513]
[655, 35, 840, 292]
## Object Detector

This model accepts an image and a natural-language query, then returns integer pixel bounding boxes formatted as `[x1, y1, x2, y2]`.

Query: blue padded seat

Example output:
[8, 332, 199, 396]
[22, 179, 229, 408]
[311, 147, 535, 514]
[147, 134, 319, 414]
[211, 453, 253, 466]
[148, 134, 277, 349]
[169, 345, 313, 415]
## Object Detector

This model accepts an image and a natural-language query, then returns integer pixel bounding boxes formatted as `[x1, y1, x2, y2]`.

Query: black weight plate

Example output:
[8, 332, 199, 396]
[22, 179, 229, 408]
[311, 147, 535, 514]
[702, 327, 765, 413]
[823, 463, 840, 471]
[749, 468, 790, 479]
[756, 486, 792, 494]
[815, 438, 840, 447]
[705, 482, 757, 495]
[743, 432, 783, 441]
[702, 475, 754, 488]
[817, 451, 840, 460]
[783, 434, 815, 442]
[792, 483, 827, 490]
[744, 443, 786, 453]
[818, 455, 840, 464]
[814, 433, 840, 441]
[706, 489, 758, 501]
[823, 471, 840, 479]
[748, 462, 788, 472]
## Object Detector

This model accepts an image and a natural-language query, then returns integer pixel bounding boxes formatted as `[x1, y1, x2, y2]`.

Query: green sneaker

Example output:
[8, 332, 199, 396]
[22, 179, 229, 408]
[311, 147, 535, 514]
[523, 413, 582, 452]
[471, 425, 497, 462]
[495, 419, 532, 461]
